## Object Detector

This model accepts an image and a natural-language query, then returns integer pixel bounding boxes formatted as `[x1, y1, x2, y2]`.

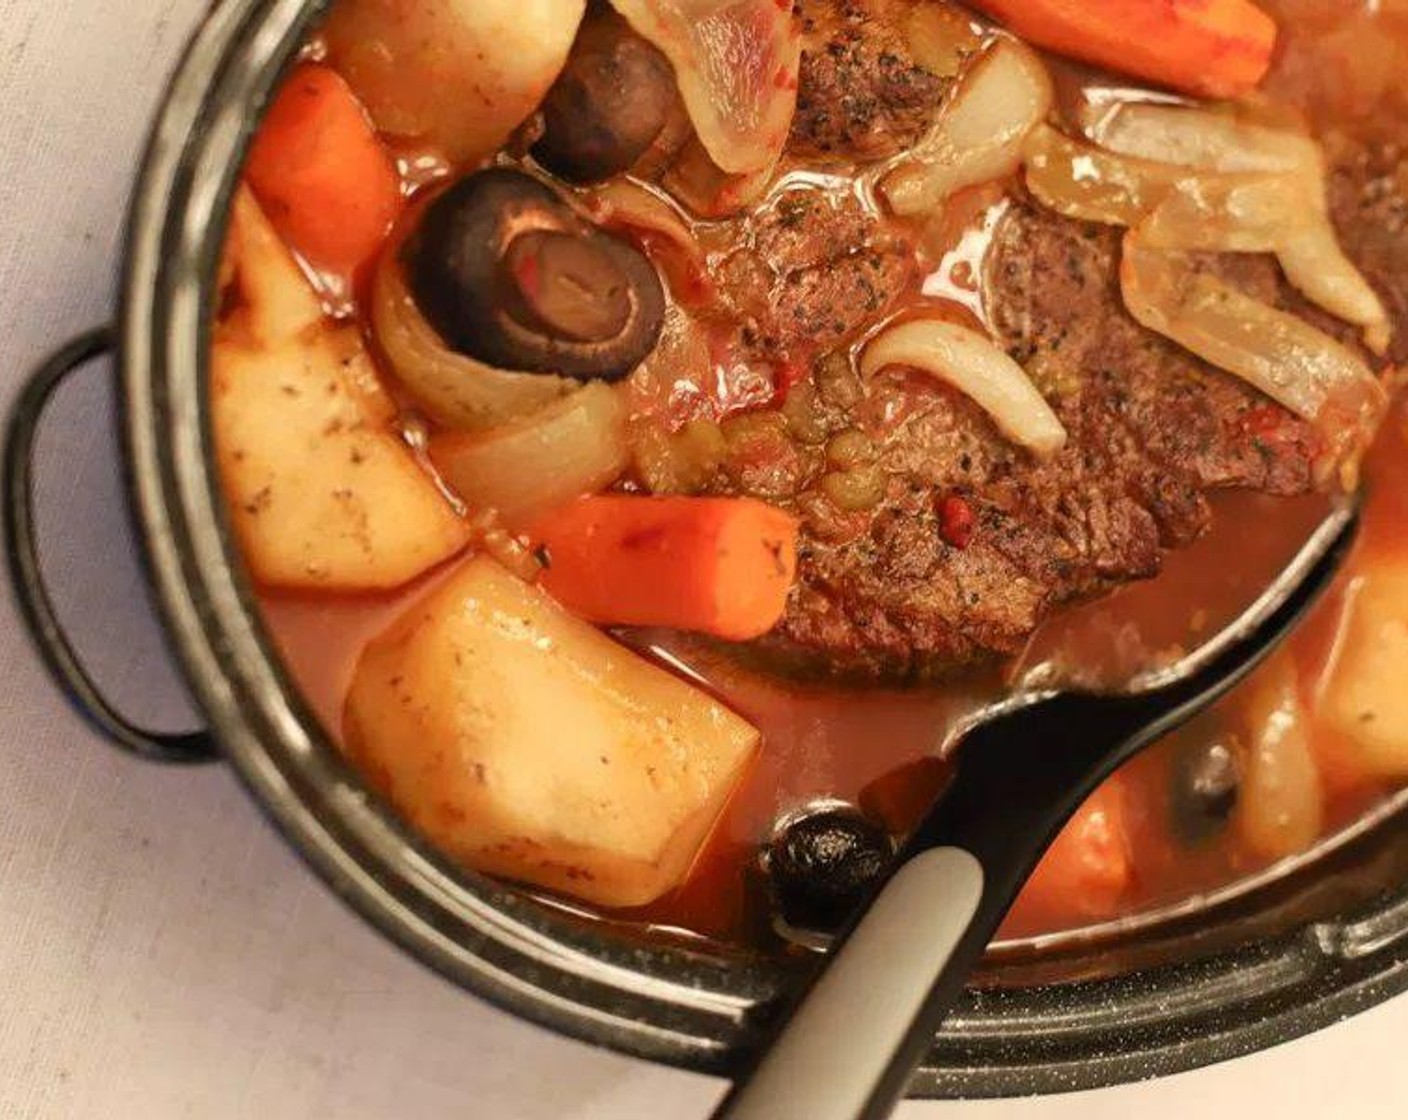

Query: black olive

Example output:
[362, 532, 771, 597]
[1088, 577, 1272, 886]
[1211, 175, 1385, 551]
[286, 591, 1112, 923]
[1170, 734, 1242, 846]
[532, 7, 679, 184]
[766, 808, 893, 935]
[404, 168, 665, 381]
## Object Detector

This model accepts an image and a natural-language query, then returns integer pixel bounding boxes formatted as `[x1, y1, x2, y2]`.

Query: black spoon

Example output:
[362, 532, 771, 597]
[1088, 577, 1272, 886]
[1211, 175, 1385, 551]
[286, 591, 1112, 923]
[713, 501, 1360, 1120]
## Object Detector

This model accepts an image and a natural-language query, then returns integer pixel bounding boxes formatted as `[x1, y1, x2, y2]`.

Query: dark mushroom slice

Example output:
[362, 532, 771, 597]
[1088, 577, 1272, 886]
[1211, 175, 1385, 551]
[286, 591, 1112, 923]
[532, 5, 682, 184]
[766, 806, 894, 936]
[1170, 732, 1243, 846]
[404, 168, 666, 382]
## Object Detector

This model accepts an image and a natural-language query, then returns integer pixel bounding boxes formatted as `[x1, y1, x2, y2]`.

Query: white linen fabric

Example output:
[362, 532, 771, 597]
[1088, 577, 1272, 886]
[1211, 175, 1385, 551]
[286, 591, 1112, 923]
[0, 1, 1405, 1117]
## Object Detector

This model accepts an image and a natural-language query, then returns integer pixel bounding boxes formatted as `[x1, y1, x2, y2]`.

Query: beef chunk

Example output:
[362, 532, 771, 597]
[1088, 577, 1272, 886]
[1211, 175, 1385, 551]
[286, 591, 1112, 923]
[989, 205, 1322, 500]
[790, 0, 958, 161]
[748, 203, 1340, 679]
[702, 119, 1405, 680]
[719, 188, 917, 356]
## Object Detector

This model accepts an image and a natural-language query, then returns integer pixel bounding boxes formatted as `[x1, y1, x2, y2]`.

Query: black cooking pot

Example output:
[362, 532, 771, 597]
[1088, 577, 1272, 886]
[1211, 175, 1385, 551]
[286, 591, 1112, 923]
[7, 0, 1408, 1099]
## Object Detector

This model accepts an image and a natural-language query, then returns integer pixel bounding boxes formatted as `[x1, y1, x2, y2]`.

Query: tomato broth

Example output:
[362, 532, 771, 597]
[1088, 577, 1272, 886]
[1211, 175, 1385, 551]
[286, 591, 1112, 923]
[231, 0, 1408, 956]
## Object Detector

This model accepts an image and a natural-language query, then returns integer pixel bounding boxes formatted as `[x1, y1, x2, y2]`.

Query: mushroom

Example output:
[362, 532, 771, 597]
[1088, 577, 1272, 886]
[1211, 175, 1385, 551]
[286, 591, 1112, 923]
[1170, 733, 1242, 846]
[531, 6, 683, 184]
[765, 806, 894, 937]
[405, 168, 666, 381]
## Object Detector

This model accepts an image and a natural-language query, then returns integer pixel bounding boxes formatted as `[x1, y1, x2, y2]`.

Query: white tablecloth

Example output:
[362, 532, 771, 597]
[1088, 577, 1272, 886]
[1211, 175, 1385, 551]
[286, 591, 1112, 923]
[2, 2, 1405, 1116]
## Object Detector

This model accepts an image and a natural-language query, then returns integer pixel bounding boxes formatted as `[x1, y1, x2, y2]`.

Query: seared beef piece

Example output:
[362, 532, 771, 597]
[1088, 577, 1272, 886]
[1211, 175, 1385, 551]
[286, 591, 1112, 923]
[747, 204, 1336, 679]
[704, 131, 1406, 679]
[719, 189, 917, 355]
[990, 207, 1322, 500]
[790, 0, 955, 161]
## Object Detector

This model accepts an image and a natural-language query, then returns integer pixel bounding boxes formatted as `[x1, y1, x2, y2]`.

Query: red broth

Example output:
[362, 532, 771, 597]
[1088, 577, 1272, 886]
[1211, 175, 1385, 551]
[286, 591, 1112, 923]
[256, 399, 1408, 949]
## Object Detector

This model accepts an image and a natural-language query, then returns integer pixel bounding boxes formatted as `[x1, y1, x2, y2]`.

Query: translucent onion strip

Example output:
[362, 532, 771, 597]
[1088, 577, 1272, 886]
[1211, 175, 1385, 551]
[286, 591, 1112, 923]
[1025, 124, 1304, 250]
[1120, 234, 1386, 464]
[1023, 124, 1179, 226]
[608, 0, 801, 176]
[860, 319, 1068, 456]
[1082, 102, 1320, 179]
[1137, 172, 1309, 253]
[1077, 103, 1390, 346]
[371, 246, 571, 431]
[582, 179, 711, 301]
[428, 382, 629, 526]
[880, 39, 1053, 217]
[1278, 226, 1393, 352]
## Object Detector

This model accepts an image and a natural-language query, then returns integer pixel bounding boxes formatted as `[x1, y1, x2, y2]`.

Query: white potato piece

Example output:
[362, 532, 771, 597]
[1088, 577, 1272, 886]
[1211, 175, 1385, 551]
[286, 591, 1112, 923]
[344, 556, 760, 908]
[323, 0, 587, 165]
[1322, 559, 1408, 779]
[219, 188, 324, 342]
[214, 191, 469, 590]
[1234, 653, 1324, 862]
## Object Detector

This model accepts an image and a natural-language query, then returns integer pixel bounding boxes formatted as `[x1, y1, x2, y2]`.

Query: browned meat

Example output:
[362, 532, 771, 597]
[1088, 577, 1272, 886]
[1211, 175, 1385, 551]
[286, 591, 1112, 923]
[692, 103, 1406, 680]
[722, 202, 1360, 679]
[790, 0, 959, 161]
[718, 189, 917, 355]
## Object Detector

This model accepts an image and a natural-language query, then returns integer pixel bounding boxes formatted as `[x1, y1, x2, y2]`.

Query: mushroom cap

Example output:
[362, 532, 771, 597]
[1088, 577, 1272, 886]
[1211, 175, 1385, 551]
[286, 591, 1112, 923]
[405, 168, 666, 381]
[531, 7, 679, 185]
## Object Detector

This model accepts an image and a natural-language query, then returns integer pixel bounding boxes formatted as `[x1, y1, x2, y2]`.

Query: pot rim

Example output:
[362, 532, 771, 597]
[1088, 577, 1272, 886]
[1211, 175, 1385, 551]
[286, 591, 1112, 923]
[113, 0, 1408, 1099]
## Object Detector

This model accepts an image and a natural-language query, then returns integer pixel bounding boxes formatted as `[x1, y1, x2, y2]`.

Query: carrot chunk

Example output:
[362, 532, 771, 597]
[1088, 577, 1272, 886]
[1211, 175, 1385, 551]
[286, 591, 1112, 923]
[532, 496, 799, 641]
[244, 63, 403, 276]
[967, 0, 1277, 99]
[1009, 775, 1135, 929]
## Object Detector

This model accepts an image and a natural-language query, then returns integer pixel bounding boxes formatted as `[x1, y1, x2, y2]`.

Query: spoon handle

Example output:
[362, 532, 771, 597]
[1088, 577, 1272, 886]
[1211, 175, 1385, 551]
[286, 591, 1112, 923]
[711, 694, 1177, 1120]
[712, 845, 986, 1120]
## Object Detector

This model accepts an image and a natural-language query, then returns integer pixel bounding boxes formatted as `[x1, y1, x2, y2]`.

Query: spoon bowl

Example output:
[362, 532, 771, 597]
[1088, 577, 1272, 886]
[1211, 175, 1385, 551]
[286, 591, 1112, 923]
[716, 500, 1362, 1120]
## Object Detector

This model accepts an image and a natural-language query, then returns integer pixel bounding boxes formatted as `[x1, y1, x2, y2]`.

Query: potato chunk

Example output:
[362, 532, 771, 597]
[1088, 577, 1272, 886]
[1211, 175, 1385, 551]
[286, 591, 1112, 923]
[1322, 557, 1408, 779]
[344, 557, 760, 907]
[214, 191, 468, 589]
[323, 0, 586, 165]
[1234, 653, 1323, 861]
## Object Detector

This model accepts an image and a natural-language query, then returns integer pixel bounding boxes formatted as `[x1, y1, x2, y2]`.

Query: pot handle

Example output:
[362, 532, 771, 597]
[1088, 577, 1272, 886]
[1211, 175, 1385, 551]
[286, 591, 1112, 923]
[4, 326, 217, 764]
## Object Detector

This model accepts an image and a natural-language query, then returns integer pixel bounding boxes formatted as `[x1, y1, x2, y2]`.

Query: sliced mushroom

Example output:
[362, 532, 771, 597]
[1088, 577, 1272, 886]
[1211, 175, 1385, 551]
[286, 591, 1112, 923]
[405, 168, 666, 381]
[532, 6, 684, 184]
[1170, 732, 1242, 846]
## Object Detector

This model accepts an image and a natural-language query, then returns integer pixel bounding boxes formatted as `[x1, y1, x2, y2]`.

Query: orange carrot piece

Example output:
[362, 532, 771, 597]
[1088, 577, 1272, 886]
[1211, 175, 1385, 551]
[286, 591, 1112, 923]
[533, 496, 800, 641]
[1009, 775, 1135, 928]
[968, 0, 1277, 99]
[244, 63, 403, 276]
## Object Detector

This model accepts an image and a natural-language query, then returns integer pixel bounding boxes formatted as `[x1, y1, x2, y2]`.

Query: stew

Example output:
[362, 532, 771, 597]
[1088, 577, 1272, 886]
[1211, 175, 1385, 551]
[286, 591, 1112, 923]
[214, 0, 1408, 956]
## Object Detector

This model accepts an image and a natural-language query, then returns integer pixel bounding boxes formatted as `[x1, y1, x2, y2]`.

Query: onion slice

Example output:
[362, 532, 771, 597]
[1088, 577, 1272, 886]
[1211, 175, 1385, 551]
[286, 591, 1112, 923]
[1277, 226, 1392, 351]
[1120, 234, 1385, 463]
[607, 0, 801, 176]
[1137, 173, 1308, 254]
[880, 39, 1053, 217]
[371, 246, 571, 431]
[1023, 123, 1179, 226]
[1079, 103, 1390, 345]
[582, 179, 711, 301]
[860, 319, 1067, 457]
[1025, 124, 1304, 247]
[1083, 102, 1319, 178]
[428, 382, 629, 527]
